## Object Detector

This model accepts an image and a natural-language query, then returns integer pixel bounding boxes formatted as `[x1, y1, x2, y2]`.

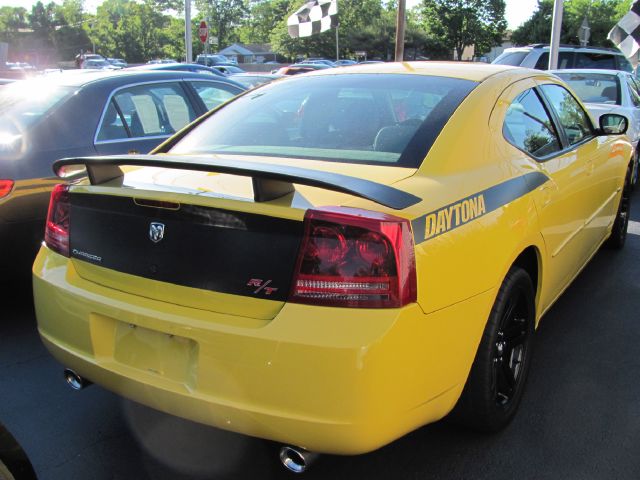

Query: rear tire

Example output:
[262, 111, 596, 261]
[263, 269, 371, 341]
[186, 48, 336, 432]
[450, 267, 535, 432]
[605, 165, 631, 250]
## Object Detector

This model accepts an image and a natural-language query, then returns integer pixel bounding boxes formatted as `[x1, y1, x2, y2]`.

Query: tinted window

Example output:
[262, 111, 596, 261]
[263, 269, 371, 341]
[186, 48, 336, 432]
[617, 55, 633, 73]
[555, 72, 620, 105]
[625, 76, 640, 107]
[96, 102, 128, 141]
[534, 52, 573, 70]
[169, 74, 477, 168]
[574, 52, 616, 69]
[111, 82, 196, 138]
[503, 88, 561, 158]
[189, 81, 242, 110]
[540, 84, 594, 145]
[492, 51, 529, 66]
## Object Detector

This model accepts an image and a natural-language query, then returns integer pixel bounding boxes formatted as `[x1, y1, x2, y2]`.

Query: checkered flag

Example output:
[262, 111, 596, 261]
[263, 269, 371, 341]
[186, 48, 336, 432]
[287, 0, 338, 38]
[608, 0, 640, 68]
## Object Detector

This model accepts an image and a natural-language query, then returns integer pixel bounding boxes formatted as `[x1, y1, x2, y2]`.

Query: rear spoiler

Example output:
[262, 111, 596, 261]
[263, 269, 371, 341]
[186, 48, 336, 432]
[53, 155, 421, 210]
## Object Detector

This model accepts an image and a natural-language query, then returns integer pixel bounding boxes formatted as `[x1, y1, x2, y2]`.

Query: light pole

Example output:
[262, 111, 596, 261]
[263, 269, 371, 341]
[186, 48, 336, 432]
[395, 0, 406, 61]
[549, 0, 564, 69]
[185, 0, 192, 62]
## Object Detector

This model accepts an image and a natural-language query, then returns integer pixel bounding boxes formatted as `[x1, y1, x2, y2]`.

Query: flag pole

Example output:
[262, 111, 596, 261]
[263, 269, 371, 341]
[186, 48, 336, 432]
[336, 23, 339, 61]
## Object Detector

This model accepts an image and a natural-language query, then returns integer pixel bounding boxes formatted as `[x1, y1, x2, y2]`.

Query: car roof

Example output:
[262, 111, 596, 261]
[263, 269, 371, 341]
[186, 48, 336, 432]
[28, 69, 243, 88]
[305, 61, 532, 82]
[550, 68, 629, 77]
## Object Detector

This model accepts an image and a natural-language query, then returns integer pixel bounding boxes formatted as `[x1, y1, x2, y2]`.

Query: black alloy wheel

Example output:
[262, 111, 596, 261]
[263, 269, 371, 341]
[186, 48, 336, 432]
[605, 165, 631, 250]
[493, 288, 530, 407]
[450, 267, 535, 432]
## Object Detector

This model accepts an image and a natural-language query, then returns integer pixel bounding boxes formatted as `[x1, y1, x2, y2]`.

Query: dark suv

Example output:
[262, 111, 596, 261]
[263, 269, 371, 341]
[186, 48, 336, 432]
[493, 44, 633, 72]
[196, 54, 231, 66]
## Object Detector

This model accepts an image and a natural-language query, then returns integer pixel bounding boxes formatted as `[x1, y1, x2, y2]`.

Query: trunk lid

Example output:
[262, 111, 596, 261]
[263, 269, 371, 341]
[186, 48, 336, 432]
[65, 155, 417, 320]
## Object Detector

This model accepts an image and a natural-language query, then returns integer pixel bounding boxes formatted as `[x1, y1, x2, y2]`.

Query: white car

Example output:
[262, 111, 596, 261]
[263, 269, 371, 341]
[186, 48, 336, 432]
[552, 69, 640, 187]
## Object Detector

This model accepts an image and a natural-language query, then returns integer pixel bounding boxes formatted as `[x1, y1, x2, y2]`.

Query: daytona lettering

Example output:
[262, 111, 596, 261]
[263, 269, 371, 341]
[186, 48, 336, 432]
[424, 194, 486, 239]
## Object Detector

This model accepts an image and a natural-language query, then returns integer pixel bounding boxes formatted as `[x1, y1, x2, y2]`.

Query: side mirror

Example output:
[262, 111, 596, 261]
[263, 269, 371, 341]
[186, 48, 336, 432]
[599, 113, 628, 135]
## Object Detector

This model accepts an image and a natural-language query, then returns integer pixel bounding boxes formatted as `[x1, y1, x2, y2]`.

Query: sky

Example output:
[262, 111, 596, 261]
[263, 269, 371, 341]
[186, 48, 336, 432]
[0, 0, 540, 30]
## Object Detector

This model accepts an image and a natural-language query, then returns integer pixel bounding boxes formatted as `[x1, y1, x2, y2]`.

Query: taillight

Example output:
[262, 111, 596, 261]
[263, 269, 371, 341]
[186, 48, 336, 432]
[290, 207, 417, 308]
[44, 184, 70, 257]
[0, 180, 13, 198]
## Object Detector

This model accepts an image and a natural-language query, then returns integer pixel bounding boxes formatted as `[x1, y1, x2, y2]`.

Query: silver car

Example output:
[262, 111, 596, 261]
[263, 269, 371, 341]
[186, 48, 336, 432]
[552, 68, 640, 188]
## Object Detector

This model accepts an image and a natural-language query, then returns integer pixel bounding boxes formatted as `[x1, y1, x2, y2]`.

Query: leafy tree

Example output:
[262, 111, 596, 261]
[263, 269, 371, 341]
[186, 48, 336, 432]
[195, 0, 248, 49]
[419, 0, 507, 59]
[511, 0, 632, 47]
[0, 7, 28, 43]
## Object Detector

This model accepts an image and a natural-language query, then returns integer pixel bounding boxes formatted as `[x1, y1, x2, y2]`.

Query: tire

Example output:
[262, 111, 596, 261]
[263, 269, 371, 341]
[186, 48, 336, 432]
[0, 460, 16, 480]
[631, 151, 639, 190]
[450, 267, 535, 432]
[605, 165, 631, 250]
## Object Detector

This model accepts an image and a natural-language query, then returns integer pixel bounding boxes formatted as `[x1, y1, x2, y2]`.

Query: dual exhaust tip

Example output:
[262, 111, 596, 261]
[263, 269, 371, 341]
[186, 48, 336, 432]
[63, 368, 91, 390]
[63, 369, 317, 472]
[279, 446, 318, 473]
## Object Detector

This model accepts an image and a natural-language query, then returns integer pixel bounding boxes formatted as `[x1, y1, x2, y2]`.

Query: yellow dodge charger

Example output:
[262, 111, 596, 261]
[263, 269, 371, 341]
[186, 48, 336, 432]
[33, 63, 632, 470]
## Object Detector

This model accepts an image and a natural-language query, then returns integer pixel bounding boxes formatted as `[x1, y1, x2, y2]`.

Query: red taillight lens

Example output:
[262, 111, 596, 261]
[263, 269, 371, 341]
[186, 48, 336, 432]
[0, 180, 14, 198]
[44, 184, 70, 257]
[290, 207, 417, 308]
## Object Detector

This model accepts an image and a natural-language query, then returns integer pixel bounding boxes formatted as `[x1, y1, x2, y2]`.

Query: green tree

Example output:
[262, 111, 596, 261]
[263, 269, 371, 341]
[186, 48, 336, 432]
[420, 0, 507, 59]
[511, 0, 632, 47]
[195, 0, 248, 49]
[0, 7, 28, 43]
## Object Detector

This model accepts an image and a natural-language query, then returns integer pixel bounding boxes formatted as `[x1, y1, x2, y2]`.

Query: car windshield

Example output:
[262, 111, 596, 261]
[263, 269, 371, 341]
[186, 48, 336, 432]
[169, 73, 477, 168]
[555, 72, 621, 105]
[492, 51, 529, 66]
[0, 80, 74, 130]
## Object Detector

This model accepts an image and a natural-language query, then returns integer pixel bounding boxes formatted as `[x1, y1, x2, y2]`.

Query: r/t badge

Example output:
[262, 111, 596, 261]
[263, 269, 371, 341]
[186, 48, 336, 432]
[247, 278, 278, 295]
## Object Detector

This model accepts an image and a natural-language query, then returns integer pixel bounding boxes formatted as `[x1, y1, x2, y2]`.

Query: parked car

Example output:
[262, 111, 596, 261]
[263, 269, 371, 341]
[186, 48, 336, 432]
[195, 54, 230, 66]
[147, 59, 178, 64]
[334, 59, 357, 66]
[127, 62, 226, 77]
[33, 63, 632, 472]
[552, 68, 640, 188]
[83, 59, 120, 70]
[493, 44, 633, 72]
[107, 57, 128, 68]
[274, 63, 332, 76]
[0, 70, 246, 277]
[230, 73, 284, 88]
[211, 64, 246, 76]
[0, 421, 36, 480]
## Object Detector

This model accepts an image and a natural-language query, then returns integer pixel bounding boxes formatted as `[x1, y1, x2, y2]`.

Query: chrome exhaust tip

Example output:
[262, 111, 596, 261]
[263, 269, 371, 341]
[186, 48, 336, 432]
[279, 446, 318, 473]
[63, 368, 91, 390]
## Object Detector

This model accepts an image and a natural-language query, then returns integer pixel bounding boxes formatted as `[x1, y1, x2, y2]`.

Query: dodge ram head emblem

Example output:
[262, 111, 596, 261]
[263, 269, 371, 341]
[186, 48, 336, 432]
[149, 222, 165, 243]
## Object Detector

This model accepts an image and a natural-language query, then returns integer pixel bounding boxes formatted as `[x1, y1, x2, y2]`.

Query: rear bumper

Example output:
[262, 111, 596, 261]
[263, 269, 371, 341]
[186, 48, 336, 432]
[33, 246, 496, 454]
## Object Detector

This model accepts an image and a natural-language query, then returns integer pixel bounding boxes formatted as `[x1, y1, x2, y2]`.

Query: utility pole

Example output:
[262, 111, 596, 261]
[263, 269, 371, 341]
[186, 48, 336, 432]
[185, 0, 192, 62]
[395, 0, 406, 61]
[549, 0, 563, 69]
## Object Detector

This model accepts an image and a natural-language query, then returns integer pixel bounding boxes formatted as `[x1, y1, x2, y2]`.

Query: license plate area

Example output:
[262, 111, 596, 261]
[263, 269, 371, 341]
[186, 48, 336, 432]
[112, 321, 198, 384]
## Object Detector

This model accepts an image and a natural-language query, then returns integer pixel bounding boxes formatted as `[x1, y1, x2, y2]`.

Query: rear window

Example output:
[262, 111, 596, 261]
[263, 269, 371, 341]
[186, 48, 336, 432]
[0, 80, 73, 130]
[574, 52, 616, 70]
[555, 72, 621, 105]
[492, 51, 530, 66]
[169, 74, 477, 168]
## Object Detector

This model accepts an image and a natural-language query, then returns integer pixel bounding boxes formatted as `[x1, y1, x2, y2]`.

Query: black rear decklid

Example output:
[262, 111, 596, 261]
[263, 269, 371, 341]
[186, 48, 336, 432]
[54, 154, 421, 210]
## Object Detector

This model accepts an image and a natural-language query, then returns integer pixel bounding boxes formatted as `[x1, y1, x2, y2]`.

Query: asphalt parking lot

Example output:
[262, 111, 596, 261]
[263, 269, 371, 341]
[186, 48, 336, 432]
[2, 193, 640, 480]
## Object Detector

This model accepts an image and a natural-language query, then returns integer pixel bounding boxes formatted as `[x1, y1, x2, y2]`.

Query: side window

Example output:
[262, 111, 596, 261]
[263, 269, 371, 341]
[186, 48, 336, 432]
[534, 52, 573, 70]
[112, 82, 197, 138]
[96, 101, 128, 141]
[575, 52, 616, 70]
[189, 81, 241, 110]
[503, 88, 561, 158]
[625, 77, 640, 107]
[540, 84, 594, 146]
